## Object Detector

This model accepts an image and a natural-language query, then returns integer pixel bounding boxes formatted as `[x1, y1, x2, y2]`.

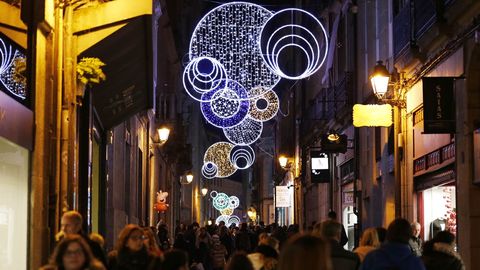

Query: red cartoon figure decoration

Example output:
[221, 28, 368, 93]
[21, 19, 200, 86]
[154, 190, 169, 213]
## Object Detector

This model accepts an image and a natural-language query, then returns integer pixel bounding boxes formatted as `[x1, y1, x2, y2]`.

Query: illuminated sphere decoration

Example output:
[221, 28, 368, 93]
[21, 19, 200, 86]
[0, 37, 27, 99]
[223, 117, 263, 145]
[210, 190, 242, 226]
[203, 142, 237, 178]
[201, 79, 250, 128]
[229, 196, 240, 209]
[212, 192, 230, 211]
[220, 208, 234, 216]
[228, 215, 241, 226]
[189, 2, 280, 93]
[201, 162, 218, 179]
[182, 56, 228, 102]
[259, 8, 328, 80]
[230, 145, 255, 170]
[248, 88, 279, 122]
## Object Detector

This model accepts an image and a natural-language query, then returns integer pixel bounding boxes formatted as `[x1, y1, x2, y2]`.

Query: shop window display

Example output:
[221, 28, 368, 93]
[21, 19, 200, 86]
[421, 185, 456, 240]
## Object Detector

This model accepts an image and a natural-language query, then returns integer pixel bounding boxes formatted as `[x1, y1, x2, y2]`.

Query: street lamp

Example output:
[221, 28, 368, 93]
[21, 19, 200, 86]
[247, 206, 257, 222]
[278, 155, 289, 168]
[369, 60, 407, 108]
[201, 187, 208, 196]
[185, 172, 194, 184]
[157, 126, 170, 144]
[370, 60, 406, 219]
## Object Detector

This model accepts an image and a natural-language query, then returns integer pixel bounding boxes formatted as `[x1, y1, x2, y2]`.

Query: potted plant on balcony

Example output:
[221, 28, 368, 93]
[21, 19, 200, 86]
[76, 57, 106, 100]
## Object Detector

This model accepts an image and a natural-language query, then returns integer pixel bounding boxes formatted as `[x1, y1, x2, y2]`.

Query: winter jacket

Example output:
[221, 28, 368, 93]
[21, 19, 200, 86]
[361, 242, 426, 270]
[422, 242, 465, 270]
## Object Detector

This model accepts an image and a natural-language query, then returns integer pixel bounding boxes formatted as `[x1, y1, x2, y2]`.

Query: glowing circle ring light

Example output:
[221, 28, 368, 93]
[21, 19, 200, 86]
[210, 191, 218, 199]
[204, 142, 237, 178]
[229, 196, 240, 209]
[202, 162, 218, 179]
[182, 57, 228, 102]
[248, 88, 279, 122]
[230, 145, 255, 169]
[259, 8, 328, 80]
[212, 192, 231, 211]
[201, 79, 250, 128]
[228, 215, 241, 226]
[189, 2, 280, 92]
[223, 117, 263, 145]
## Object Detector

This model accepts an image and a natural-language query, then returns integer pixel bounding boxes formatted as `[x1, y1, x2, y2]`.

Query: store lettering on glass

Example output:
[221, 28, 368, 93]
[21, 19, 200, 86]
[435, 85, 442, 119]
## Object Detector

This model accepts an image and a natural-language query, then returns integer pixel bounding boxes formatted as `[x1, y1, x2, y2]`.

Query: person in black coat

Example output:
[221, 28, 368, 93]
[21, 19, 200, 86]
[61, 211, 108, 267]
[421, 230, 465, 270]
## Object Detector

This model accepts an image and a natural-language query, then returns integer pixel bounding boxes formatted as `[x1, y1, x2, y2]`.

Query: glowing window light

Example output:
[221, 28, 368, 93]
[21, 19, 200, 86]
[248, 88, 279, 122]
[259, 8, 328, 80]
[189, 2, 280, 93]
[223, 117, 263, 145]
[203, 142, 237, 178]
[182, 57, 228, 102]
[0, 37, 27, 99]
[230, 145, 255, 170]
[353, 104, 393, 127]
[201, 79, 250, 128]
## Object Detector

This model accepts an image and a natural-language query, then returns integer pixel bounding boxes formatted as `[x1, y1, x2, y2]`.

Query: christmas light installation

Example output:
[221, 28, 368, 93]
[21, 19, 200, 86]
[223, 117, 263, 145]
[184, 2, 329, 179]
[248, 87, 279, 122]
[203, 142, 237, 178]
[201, 162, 218, 179]
[0, 37, 26, 99]
[211, 190, 241, 227]
[230, 145, 255, 170]
[259, 8, 328, 80]
[189, 2, 280, 94]
[183, 56, 228, 102]
[200, 79, 250, 128]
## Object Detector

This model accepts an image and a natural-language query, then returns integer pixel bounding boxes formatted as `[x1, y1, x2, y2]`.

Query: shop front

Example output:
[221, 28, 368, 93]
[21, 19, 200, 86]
[0, 90, 33, 270]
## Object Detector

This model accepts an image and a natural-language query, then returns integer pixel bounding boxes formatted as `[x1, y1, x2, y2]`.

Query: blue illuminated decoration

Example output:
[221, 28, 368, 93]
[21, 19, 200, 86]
[183, 56, 228, 102]
[184, 2, 329, 178]
[0, 36, 27, 100]
[200, 79, 250, 128]
[211, 190, 241, 226]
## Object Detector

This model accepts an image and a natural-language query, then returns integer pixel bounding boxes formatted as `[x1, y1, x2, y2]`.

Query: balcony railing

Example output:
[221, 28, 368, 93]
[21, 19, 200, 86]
[413, 142, 455, 174]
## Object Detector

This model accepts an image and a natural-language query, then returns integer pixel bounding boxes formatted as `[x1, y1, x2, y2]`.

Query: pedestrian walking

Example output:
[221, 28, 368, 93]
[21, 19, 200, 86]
[422, 230, 465, 270]
[40, 235, 105, 270]
[225, 252, 254, 270]
[354, 228, 380, 262]
[162, 249, 189, 270]
[277, 234, 332, 270]
[108, 224, 162, 270]
[361, 218, 426, 270]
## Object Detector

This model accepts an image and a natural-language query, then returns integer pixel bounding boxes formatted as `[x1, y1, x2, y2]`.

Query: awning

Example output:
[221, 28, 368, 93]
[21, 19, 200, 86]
[79, 15, 153, 130]
[414, 164, 455, 191]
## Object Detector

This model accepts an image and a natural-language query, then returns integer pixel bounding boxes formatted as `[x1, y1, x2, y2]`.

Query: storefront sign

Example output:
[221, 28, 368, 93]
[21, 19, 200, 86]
[343, 191, 354, 204]
[353, 104, 393, 127]
[311, 151, 330, 183]
[275, 186, 291, 207]
[422, 77, 455, 134]
[0, 91, 33, 150]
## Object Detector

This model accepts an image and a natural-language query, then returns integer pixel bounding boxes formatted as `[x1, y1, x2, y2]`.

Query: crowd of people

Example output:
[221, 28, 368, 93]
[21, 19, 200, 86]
[41, 210, 465, 270]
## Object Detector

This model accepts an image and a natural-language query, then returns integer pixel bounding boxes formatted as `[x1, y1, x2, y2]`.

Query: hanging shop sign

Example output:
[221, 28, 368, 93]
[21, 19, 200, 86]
[275, 186, 291, 207]
[353, 104, 393, 127]
[422, 77, 455, 134]
[310, 151, 330, 183]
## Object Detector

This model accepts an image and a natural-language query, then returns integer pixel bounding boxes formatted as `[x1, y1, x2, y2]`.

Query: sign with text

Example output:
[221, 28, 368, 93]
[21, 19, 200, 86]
[275, 186, 291, 207]
[422, 77, 455, 134]
[311, 151, 330, 183]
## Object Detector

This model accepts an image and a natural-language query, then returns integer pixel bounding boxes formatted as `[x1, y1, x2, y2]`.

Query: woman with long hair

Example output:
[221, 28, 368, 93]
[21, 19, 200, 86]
[354, 227, 380, 262]
[277, 234, 332, 270]
[108, 224, 162, 270]
[41, 235, 105, 270]
[143, 227, 163, 258]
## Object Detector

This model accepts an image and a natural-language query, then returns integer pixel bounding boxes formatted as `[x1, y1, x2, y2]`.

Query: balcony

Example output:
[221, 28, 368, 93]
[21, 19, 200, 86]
[413, 142, 455, 175]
